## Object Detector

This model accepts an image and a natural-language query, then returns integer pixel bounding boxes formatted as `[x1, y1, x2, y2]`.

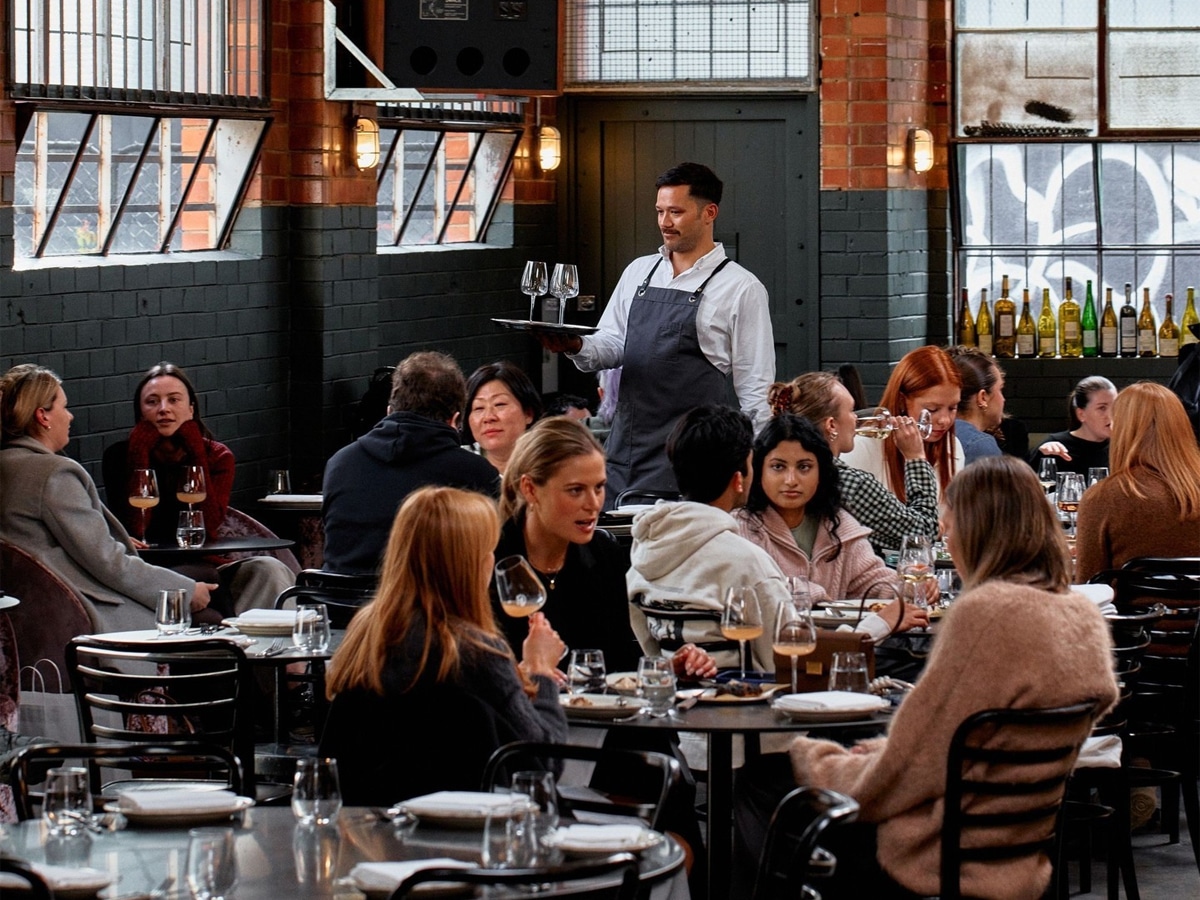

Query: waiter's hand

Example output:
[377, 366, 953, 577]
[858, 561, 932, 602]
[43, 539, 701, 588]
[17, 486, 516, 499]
[534, 333, 583, 355]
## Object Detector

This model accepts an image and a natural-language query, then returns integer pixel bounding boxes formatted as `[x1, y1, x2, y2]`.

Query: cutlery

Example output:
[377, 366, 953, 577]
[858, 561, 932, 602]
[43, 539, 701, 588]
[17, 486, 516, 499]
[676, 694, 701, 712]
[255, 639, 285, 657]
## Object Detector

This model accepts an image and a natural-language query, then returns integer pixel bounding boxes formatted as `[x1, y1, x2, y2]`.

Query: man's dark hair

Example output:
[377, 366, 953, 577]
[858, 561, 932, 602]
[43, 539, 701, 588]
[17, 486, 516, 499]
[389, 351, 467, 423]
[541, 392, 592, 418]
[655, 162, 723, 206]
[666, 405, 753, 504]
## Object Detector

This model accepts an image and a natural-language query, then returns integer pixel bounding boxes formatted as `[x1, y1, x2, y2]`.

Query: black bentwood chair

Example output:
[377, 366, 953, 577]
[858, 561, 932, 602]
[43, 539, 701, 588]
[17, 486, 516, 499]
[388, 853, 641, 900]
[751, 787, 860, 900]
[0, 856, 53, 900]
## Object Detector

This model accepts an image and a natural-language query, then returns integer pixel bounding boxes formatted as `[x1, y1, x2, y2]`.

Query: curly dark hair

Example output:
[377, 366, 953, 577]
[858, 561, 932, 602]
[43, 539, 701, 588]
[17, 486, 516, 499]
[745, 414, 844, 561]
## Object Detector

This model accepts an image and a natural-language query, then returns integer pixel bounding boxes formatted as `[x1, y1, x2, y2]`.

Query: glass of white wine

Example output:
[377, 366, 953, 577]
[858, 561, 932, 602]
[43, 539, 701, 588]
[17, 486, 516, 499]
[721, 585, 763, 679]
[494, 555, 547, 618]
[128, 468, 160, 542]
[854, 407, 932, 439]
[896, 534, 936, 610]
[1038, 457, 1058, 494]
[520, 261, 549, 321]
[549, 263, 579, 326]
[773, 603, 817, 694]
[178, 464, 207, 513]
[1057, 472, 1085, 538]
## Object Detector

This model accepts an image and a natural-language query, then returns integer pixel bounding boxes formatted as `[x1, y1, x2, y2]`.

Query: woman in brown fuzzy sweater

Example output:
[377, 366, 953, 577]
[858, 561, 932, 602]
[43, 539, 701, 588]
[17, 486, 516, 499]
[788, 456, 1119, 899]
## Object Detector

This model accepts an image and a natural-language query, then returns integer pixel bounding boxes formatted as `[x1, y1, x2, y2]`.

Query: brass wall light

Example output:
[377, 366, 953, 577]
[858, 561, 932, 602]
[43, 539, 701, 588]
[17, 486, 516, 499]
[354, 117, 380, 170]
[908, 127, 934, 173]
[537, 125, 561, 171]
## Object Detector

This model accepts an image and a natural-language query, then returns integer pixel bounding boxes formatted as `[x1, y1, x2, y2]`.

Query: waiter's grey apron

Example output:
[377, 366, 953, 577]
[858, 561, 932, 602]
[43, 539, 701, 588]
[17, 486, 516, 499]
[605, 257, 734, 507]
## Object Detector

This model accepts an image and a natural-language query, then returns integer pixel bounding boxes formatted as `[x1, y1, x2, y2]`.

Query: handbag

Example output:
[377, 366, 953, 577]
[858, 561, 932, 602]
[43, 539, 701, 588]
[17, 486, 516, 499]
[18, 660, 82, 743]
[772, 629, 875, 693]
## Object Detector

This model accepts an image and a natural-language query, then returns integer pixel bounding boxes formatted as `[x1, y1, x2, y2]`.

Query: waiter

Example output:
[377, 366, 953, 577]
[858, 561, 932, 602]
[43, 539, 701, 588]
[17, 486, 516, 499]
[537, 162, 775, 505]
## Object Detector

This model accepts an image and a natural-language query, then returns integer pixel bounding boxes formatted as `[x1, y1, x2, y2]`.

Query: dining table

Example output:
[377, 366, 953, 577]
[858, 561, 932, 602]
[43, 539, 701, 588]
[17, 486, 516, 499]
[136, 536, 295, 564]
[567, 697, 890, 900]
[1, 805, 687, 899]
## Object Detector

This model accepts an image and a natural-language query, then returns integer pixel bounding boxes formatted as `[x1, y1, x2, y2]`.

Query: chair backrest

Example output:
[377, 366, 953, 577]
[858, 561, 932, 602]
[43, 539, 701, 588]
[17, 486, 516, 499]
[275, 581, 372, 630]
[9, 740, 244, 820]
[389, 853, 641, 900]
[296, 568, 377, 593]
[940, 701, 1101, 900]
[65, 638, 256, 792]
[0, 856, 53, 900]
[629, 593, 736, 655]
[0, 538, 94, 680]
[481, 741, 683, 831]
[217, 507, 302, 574]
[613, 489, 679, 508]
[751, 786, 859, 900]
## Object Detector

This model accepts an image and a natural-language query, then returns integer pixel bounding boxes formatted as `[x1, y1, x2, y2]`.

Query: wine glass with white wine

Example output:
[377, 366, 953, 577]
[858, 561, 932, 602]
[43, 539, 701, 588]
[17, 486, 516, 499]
[494, 555, 547, 618]
[855, 407, 933, 440]
[177, 465, 207, 513]
[128, 468, 160, 543]
[1057, 472, 1085, 538]
[896, 534, 936, 610]
[773, 602, 817, 694]
[721, 585, 763, 679]
[520, 261, 549, 322]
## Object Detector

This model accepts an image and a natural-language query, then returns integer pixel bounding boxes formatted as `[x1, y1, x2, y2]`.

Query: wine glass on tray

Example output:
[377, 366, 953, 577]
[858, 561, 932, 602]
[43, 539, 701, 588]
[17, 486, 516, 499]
[128, 468, 160, 542]
[550, 263, 579, 326]
[721, 585, 763, 679]
[520, 261, 549, 322]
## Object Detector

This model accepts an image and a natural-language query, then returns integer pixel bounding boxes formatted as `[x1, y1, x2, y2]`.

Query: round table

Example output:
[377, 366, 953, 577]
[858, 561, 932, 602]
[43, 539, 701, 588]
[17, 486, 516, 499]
[136, 536, 295, 563]
[2, 806, 686, 899]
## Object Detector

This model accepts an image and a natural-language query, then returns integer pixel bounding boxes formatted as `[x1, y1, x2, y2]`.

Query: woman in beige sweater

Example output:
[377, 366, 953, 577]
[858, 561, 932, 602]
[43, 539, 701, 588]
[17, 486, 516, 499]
[788, 455, 1118, 899]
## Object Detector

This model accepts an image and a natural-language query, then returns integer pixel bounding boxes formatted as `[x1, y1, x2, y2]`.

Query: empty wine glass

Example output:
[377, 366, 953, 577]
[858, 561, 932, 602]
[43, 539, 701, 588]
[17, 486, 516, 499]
[1087, 467, 1108, 487]
[773, 603, 817, 694]
[785, 575, 813, 611]
[186, 827, 237, 900]
[520, 260, 549, 321]
[1038, 457, 1058, 494]
[178, 465, 207, 512]
[128, 468, 160, 542]
[550, 263, 579, 326]
[721, 586, 763, 678]
[1057, 472, 1085, 538]
[567, 649, 605, 696]
[494, 555, 547, 618]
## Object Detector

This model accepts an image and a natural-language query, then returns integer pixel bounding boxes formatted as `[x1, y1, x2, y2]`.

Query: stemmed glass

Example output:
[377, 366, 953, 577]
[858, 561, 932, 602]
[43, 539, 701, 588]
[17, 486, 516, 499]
[720, 586, 763, 679]
[1037, 457, 1058, 494]
[549, 264, 579, 326]
[494, 556, 547, 619]
[896, 534, 936, 610]
[520, 261, 549, 321]
[773, 603, 817, 694]
[178, 465, 207, 512]
[854, 407, 933, 439]
[1057, 472, 1085, 537]
[128, 468, 160, 542]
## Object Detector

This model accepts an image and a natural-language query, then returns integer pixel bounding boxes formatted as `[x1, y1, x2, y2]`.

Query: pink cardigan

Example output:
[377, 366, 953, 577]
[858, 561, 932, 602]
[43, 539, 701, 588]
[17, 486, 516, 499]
[734, 505, 896, 602]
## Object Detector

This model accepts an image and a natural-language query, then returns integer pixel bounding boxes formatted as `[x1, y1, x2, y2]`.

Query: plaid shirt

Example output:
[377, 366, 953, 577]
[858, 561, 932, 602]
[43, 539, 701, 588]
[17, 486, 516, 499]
[835, 457, 940, 556]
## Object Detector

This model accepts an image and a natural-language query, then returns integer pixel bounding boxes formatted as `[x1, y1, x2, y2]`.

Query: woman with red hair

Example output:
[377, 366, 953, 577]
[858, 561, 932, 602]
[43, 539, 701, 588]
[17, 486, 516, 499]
[842, 345, 964, 502]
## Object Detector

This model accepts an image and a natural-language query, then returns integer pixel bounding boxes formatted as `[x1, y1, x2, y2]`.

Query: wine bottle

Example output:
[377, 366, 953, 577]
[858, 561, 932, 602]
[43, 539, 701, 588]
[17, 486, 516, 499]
[1059, 277, 1082, 358]
[957, 288, 976, 347]
[1137, 287, 1157, 357]
[1099, 286, 1118, 357]
[993, 275, 1016, 358]
[1159, 292, 1180, 358]
[976, 288, 993, 356]
[1182, 286, 1199, 347]
[1119, 282, 1137, 357]
[1081, 279, 1098, 357]
[1016, 288, 1036, 358]
[1037, 288, 1057, 358]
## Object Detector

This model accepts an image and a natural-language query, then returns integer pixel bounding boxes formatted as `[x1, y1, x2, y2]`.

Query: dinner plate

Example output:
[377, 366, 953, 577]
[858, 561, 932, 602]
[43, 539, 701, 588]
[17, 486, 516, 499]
[397, 792, 533, 828]
[104, 795, 254, 826]
[545, 824, 665, 857]
[697, 684, 785, 704]
[0, 594, 19, 610]
[87, 629, 251, 646]
[772, 692, 889, 723]
[258, 493, 323, 509]
[0, 865, 113, 900]
[350, 859, 475, 898]
[222, 615, 297, 636]
[492, 318, 598, 336]
[560, 693, 647, 720]
[604, 672, 641, 695]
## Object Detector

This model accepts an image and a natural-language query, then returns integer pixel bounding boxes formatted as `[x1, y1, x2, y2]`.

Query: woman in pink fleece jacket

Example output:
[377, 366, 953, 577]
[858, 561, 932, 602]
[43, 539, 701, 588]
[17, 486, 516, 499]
[788, 455, 1118, 899]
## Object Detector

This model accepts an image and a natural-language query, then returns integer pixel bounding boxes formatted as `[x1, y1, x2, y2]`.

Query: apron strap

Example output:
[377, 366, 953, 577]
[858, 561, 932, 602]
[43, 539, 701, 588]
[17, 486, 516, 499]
[635, 257, 665, 297]
[688, 257, 733, 303]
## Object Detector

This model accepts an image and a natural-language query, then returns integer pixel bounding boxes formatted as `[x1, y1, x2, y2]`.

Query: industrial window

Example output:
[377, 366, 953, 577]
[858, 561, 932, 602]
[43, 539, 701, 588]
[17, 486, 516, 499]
[563, 0, 815, 91]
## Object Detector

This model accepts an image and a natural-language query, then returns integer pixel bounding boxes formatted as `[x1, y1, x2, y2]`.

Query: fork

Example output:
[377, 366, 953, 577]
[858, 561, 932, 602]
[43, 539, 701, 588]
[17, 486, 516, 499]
[256, 639, 285, 657]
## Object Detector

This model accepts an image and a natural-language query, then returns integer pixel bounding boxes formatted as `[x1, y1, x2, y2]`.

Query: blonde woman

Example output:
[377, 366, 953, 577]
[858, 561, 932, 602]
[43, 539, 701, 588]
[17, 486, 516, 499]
[1075, 382, 1200, 581]
[321, 486, 566, 803]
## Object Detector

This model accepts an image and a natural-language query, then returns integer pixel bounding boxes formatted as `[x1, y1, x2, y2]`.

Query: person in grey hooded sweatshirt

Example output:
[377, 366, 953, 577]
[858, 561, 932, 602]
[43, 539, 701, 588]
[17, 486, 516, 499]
[322, 352, 499, 577]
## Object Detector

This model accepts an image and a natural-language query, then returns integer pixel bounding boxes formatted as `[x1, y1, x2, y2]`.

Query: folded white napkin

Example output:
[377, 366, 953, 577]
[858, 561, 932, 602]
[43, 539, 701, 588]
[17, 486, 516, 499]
[403, 791, 525, 815]
[554, 824, 648, 847]
[775, 691, 887, 713]
[0, 865, 112, 891]
[233, 609, 298, 624]
[1074, 734, 1123, 769]
[1071, 584, 1117, 616]
[117, 788, 241, 813]
[351, 859, 474, 891]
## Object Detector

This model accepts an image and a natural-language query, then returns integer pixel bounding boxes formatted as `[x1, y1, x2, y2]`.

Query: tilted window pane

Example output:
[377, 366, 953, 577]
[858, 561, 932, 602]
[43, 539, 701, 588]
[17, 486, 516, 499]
[1108, 31, 1200, 130]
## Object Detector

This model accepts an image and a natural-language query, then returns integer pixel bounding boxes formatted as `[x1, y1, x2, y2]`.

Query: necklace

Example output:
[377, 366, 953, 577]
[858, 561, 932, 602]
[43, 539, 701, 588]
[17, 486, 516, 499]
[530, 557, 565, 591]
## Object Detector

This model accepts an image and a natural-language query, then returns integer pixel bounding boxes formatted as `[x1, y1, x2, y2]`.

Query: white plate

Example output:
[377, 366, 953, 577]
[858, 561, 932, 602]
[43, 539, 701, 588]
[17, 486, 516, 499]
[258, 494, 323, 510]
[560, 693, 647, 720]
[546, 825, 665, 857]
[0, 865, 112, 900]
[104, 795, 254, 826]
[697, 684, 785, 704]
[604, 672, 641, 695]
[0, 594, 19, 610]
[605, 504, 656, 518]
[350, 859, 475, 898]
[397, 792, 533, 828]
[87, 629, 252, 646]
[772, 692, 889, 723]
[222, 617, 296, 636]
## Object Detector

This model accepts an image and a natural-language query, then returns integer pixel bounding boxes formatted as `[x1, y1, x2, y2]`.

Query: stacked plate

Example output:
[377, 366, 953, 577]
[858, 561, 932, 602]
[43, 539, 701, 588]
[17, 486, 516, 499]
[773, 691, 889, 722]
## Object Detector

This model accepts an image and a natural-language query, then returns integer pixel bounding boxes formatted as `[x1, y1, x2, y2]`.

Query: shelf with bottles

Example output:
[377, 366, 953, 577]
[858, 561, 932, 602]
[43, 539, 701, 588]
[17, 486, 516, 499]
[956, 278, 1199, 361]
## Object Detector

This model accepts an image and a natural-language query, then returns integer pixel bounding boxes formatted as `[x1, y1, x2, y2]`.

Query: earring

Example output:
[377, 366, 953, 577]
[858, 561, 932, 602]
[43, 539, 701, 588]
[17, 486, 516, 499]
[829, 430, 838, 439]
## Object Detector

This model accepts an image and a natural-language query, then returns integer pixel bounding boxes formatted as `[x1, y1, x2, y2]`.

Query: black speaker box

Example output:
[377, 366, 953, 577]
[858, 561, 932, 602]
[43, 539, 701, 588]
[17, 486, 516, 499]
[384, 1, 560, 94]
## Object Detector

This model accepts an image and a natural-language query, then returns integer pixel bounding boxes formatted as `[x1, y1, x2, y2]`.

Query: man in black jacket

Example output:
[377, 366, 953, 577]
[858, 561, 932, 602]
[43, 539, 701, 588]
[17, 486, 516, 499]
[321, 352, 499, 576]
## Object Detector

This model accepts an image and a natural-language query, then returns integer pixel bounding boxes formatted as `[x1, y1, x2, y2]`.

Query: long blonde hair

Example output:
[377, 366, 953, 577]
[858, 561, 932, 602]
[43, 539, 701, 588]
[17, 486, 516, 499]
[500, 417, 604, 522]
[326, 486, 507, 697]
[944, 456, 1071, 593]
[1, 364, 62, 445]
[1108, 382, 1200, 519]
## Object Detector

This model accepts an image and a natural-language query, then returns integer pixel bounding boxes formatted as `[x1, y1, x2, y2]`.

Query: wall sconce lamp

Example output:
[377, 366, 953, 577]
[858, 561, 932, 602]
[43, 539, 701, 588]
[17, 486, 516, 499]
[354, 117, 380, 170]
[908, 127, 934, 173]
[537, 125, 561, 172]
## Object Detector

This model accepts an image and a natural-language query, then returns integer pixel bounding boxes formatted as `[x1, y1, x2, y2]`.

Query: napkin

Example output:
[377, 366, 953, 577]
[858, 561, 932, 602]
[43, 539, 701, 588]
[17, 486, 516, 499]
[403, 791, 526, 815]
[0, 865, 112, 892]
[233, 609, 298, 625]
[260, 493, 322, 503]
[774, 691, 887, 713]
[554, 824, 649, 847]
[116, 788, 242, 813]
[351, 859, 474, 891]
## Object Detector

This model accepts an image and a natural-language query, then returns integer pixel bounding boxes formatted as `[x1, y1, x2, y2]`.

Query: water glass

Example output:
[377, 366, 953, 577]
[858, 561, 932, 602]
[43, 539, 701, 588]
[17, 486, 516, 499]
[828, 651, 870, 693]
[43, 767, 92, 836]
[176, 509, 205, 548]
[185, 827, 237, 900]
[156, 589, 191, 636]
[292, 758, 342, 825]
[482, 808, 538, 869]
[1088, 467, 1109, 487]
[293, 603, 332, 653]
[567, 649, 605, 696]
[268, 469, 292, 494]
[785, 575, 813, 611]
[511, 770, 559, 841]
[637, 655, 677, 717]
[293, 823, 340, 887]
